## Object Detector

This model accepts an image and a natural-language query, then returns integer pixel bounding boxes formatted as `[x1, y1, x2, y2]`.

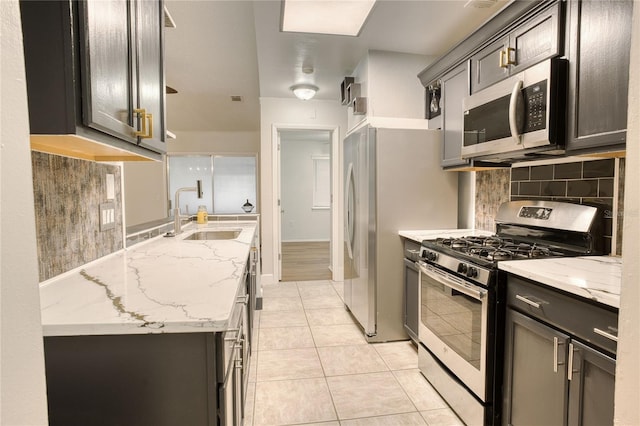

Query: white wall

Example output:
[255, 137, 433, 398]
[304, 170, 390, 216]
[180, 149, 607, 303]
[348, 50, 434, 130]
[123, 131, 260, 227]
[0, 1, 49, 423]
[614, 2, 639, 424]
[259, 97, 347, 284]
[281, 136, 331, 242]
[123, 160, 168, 227]
[167, 130, 260, 154]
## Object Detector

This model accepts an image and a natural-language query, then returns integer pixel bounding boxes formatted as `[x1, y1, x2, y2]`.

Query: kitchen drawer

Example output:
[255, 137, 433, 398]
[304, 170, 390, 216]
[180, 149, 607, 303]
[506, 274, 618, 356]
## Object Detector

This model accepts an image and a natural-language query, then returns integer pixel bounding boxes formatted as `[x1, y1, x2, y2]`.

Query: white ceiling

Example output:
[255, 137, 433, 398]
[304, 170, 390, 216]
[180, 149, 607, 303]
[164, 0, 508, 133]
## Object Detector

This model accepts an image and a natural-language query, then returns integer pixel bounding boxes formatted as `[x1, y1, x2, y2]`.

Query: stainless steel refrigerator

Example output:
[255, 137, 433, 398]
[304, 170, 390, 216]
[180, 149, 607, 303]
[343, 125, 458, 342]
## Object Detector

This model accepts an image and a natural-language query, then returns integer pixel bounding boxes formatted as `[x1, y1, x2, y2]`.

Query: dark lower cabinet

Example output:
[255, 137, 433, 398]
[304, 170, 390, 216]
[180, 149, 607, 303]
[44, 333, 218, 426]
[567, 340, 616, 426]
[403, 257, 419, 342]
[503, 275, 617, 426]
[566, 0, 634, 153]
[43, 260, 254, 426]
[503, 309, 570, 425]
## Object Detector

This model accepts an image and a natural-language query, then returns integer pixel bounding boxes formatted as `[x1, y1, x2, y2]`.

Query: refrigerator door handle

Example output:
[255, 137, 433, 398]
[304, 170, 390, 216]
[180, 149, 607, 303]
[345, 163, 355, 260]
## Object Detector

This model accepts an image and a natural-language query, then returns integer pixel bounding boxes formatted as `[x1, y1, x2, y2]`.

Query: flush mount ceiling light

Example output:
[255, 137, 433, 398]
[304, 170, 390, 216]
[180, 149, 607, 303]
[291, 84, 318, 100]
[281, 0, 376, 36]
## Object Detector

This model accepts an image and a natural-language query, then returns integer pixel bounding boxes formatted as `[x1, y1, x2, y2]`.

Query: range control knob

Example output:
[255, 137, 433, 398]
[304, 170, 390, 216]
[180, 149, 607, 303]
[466, 267, 478, 278]
[424, 251, 438, 262]
[457, 263, 468, 274]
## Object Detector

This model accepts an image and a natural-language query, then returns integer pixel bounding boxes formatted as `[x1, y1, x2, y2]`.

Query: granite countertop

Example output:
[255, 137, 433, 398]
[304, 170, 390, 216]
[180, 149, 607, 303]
[498, 256, 622, 309]
[399, 228, 495, 243]
[39, 221, 257, 337]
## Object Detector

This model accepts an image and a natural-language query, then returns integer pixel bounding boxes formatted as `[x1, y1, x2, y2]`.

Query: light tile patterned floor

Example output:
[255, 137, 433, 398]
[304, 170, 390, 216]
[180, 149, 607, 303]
[245, 280, 465, 426]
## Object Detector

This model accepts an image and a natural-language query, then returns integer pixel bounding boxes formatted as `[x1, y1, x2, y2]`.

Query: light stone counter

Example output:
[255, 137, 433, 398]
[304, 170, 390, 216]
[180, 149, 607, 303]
[399, 228, 494, 244]
[39, 221, 257, 336]
[498, 256, 622, 309]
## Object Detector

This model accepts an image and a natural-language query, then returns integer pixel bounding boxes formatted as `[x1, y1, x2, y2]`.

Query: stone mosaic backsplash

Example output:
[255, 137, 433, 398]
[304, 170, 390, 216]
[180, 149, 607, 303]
[31, 152, 123, 281]
[474, 168, 511, 232]
[476, 158, 625, 255]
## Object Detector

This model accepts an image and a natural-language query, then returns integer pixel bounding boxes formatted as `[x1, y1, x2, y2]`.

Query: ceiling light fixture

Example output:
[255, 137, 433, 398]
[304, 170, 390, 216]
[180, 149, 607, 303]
[291, 84, 318, 100]
[464, 0, 497, 8]
[281, 0, 376, 36]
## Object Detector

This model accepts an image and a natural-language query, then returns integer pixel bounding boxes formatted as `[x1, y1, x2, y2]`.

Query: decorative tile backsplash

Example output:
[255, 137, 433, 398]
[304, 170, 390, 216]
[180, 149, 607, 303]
[476, 158, 625, 255]
[475, 168, 511, 232]
[31, 152, 123, 281]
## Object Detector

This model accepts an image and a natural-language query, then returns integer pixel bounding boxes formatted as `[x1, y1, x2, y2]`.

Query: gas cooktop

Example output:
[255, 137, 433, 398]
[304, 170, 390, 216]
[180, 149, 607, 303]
[424, 235, 568, 263]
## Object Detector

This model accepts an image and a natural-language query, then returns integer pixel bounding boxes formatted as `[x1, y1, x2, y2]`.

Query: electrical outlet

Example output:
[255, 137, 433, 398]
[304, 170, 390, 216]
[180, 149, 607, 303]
[99, 202, 116, 231]
[106, 174, 115, 200]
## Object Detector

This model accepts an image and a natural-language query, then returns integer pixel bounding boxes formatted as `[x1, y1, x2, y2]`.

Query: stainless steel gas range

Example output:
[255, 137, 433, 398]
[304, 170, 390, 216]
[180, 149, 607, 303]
[416, 201, 604, 426]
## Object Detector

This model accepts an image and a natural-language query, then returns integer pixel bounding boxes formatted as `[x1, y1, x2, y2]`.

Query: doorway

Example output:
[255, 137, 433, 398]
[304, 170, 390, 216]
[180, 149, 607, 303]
[273, 125, 342, 283]
[279, 130, 331, 281]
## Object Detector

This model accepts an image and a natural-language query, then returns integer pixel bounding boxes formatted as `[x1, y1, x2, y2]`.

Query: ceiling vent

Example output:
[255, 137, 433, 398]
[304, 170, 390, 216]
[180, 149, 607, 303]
[230, 95, 243, 102]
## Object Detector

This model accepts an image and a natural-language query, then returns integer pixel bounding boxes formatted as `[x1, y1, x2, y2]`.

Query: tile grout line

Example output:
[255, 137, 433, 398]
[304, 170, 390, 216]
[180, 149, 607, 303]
[298, 280, 343, 424]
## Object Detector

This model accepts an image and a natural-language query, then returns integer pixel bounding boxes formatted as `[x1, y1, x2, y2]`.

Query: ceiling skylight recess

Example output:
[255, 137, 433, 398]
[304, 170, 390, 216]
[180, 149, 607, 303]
[281, 0, 376, 37]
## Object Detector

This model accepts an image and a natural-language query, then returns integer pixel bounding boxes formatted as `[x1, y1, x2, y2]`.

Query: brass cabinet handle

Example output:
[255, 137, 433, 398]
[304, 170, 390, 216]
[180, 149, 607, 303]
[133, 108, 153, 139]
[499, 49, 508, 68]
[499, 47, 517, 68]
[505, 47, 517, 66]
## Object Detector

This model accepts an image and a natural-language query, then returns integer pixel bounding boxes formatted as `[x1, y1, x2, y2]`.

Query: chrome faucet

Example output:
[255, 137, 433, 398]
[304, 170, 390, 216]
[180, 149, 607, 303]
[172, 180, 203, 235]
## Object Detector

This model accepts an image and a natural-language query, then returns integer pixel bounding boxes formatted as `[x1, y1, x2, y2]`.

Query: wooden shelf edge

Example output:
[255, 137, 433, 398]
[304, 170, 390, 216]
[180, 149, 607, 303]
[30, 135, 157, 162]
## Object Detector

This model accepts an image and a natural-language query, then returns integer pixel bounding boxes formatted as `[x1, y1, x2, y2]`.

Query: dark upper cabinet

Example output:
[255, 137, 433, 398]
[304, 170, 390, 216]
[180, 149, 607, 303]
[565, 0, 633, 154]
[440, 63, 471, 168]
[20, 0, 165, 161]
[470, 2, 563, 93]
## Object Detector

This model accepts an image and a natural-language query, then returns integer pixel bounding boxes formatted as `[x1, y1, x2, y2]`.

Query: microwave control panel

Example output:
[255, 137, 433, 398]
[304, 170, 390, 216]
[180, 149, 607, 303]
[523, 80, 547, 133]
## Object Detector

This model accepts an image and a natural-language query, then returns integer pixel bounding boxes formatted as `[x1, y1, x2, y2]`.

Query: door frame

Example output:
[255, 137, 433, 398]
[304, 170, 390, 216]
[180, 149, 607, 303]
[271, 123, 342, 282]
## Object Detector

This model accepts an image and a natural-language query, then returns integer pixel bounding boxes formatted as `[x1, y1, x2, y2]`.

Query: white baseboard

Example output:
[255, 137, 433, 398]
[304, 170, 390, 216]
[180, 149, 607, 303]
[261, 274, 275, 286]
[282, 239, 330, 243]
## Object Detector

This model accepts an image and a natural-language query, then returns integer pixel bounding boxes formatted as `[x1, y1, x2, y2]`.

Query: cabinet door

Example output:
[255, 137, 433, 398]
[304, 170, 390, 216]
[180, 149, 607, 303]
[135, 0, 166, 152]
[79, 0, 137, 143]
[503, 309, 569, 426]
[566, 0, 633, 153]
[441, 63, 470, 168]
[470, 37, 509, 94]
[567, 341, 615, 426]
[403, 259, 419, 341]
[509, 2, 562, 75]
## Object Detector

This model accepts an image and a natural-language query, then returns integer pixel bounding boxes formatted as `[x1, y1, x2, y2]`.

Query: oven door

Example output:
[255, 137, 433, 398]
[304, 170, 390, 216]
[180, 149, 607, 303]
[418, 261, 488, 401]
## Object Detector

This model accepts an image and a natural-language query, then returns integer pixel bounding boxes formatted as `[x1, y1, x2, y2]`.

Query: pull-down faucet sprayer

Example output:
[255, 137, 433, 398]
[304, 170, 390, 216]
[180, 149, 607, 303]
[169, 180, 203, 236]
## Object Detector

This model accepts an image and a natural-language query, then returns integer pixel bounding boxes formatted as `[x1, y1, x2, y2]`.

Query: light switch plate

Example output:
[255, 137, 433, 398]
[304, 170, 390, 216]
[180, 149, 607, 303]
[99, 202, 116, 231]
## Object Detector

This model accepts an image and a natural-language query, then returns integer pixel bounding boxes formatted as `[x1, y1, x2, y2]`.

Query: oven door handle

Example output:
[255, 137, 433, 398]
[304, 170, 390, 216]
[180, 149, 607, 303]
[418, 262, 486, 301]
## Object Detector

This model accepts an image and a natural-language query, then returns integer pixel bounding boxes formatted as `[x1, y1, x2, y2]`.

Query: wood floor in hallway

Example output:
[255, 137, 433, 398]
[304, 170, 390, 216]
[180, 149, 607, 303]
[281, 241, 332, 282]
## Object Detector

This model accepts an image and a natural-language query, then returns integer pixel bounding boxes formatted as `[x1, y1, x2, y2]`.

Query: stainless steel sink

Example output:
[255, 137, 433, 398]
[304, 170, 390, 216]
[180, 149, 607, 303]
[184, 229, 241, 241]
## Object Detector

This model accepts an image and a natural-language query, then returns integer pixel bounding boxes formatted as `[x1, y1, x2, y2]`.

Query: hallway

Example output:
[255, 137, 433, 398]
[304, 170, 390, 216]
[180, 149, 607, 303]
[245, 280, 464, 425]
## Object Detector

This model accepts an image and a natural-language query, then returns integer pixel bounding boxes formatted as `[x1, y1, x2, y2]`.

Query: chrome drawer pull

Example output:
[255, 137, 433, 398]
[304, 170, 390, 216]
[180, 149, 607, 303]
[515, 294, 541, 309]
[553, 337, 565, 373]
[567, 343, 574, 381]
[593, 327, 618, 342]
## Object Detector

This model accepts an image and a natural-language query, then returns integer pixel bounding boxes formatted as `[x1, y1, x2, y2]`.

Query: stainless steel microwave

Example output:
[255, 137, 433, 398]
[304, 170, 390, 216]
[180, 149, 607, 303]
[462, 58, 568, 161]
